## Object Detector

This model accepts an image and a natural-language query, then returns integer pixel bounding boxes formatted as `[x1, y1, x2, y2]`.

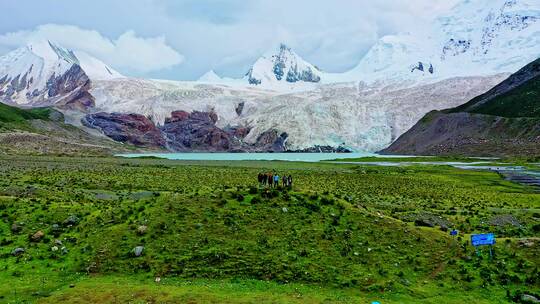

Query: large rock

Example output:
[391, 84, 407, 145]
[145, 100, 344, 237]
[161, 111, 233, 151]
[82, 112, 165, 148]
[522, 294, 540, 303]
[63, 215, 80, 227]
[11, 248, 25, 256]
[132, 246, 144, 257]
[30, 230, 45, 242]
[254, 130, 288, 152]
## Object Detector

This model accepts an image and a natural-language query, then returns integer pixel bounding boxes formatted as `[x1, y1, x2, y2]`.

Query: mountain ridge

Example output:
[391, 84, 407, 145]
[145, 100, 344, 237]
[381, 57, 540, 157]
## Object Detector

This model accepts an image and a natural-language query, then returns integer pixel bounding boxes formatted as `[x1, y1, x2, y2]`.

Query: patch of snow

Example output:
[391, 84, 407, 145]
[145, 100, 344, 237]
[75, 51, 124, 80]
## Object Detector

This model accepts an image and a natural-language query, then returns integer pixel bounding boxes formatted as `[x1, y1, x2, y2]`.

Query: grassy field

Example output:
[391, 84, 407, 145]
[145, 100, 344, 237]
[0, 155, 538, 303]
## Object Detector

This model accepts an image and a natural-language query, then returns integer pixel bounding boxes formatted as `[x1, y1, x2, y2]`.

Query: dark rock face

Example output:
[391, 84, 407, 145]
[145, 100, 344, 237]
[84, 110, 290, 152]
[410, 62, 434, 74]
[246, 69, 262, 85]
[82, 112, 165, 148]
[161, 111, 233, 152]
[0, 64, 95, 111]
[254, 130, 288, 152]
[83, 109, 349, 153]
[48, 65, 95, 111]
[160, 110, 287, 152]
[235, 102, 245, 116]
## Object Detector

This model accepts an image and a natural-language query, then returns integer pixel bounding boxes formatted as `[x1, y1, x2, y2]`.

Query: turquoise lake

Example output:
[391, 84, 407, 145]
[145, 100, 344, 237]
[117, 152, 386, 162]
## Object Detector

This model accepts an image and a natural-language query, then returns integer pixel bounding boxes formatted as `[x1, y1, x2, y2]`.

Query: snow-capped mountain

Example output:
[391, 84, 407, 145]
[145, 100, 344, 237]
[0, 0, 538, 152]
[200, 0, 538, 89]
[334, 0, 539, 86]
[244, 44, 323, 86]
[0, 41, 122, 108]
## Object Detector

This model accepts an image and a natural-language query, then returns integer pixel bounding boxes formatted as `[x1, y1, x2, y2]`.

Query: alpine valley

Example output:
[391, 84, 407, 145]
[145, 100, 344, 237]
[0, 0, 539, 153]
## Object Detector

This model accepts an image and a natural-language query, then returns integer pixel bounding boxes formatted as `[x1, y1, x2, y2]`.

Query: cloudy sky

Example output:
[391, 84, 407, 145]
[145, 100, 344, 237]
[0, 0, 458, 80]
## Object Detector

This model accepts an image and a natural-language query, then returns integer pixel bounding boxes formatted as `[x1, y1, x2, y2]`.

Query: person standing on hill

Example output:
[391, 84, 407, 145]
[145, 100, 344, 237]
[274, 174, 280, 188]
[288, 175, 293, 188]
[268, 172, 273, 187]
[282, 174, 288, 187]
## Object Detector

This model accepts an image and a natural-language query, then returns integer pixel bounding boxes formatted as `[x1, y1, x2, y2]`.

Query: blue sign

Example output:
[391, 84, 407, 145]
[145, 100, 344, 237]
[450, 229, 458, 236]
[471, 233, 495, 246]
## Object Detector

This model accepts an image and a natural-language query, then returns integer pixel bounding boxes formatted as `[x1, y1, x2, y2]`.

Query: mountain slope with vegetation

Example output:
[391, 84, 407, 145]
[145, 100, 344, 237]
[382, 58, 540, 157]
[0, 103, 133, 156]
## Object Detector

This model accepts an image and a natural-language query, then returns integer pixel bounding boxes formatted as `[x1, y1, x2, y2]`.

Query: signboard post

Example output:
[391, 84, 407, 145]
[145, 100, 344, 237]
[471, 233, 495, 257]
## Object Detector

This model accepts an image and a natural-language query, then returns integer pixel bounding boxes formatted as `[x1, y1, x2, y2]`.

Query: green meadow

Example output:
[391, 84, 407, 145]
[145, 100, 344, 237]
[0, 155, 538, 303]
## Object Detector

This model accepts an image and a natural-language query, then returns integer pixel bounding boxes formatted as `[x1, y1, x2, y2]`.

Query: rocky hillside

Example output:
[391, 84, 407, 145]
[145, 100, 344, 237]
[82, 110, 290, 152]
[0, 103, 133, 156]
[382, 58, 540, 157]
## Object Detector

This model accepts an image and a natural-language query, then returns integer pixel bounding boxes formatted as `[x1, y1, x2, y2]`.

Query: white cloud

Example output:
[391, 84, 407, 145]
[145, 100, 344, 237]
[0, 0, 460, 79]
[0, 24, 184, 74]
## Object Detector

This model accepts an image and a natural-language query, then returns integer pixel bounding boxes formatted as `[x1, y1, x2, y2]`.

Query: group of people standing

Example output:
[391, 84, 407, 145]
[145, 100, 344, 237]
[258, 172, 293, 188]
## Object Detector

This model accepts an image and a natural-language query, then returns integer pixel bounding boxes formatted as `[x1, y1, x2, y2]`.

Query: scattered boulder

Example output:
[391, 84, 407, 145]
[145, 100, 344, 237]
[522, 294, 540, 303]
[517, 238, 536, 248]
[51, 246, 59, 252]
[11, 248, 25, 256]
[132, 246, 144, 257]
[31, 230, 45, 242]
[137, 225, 148, 235]
[63, 215, 80, 227]
[54, 239, 63, 246]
